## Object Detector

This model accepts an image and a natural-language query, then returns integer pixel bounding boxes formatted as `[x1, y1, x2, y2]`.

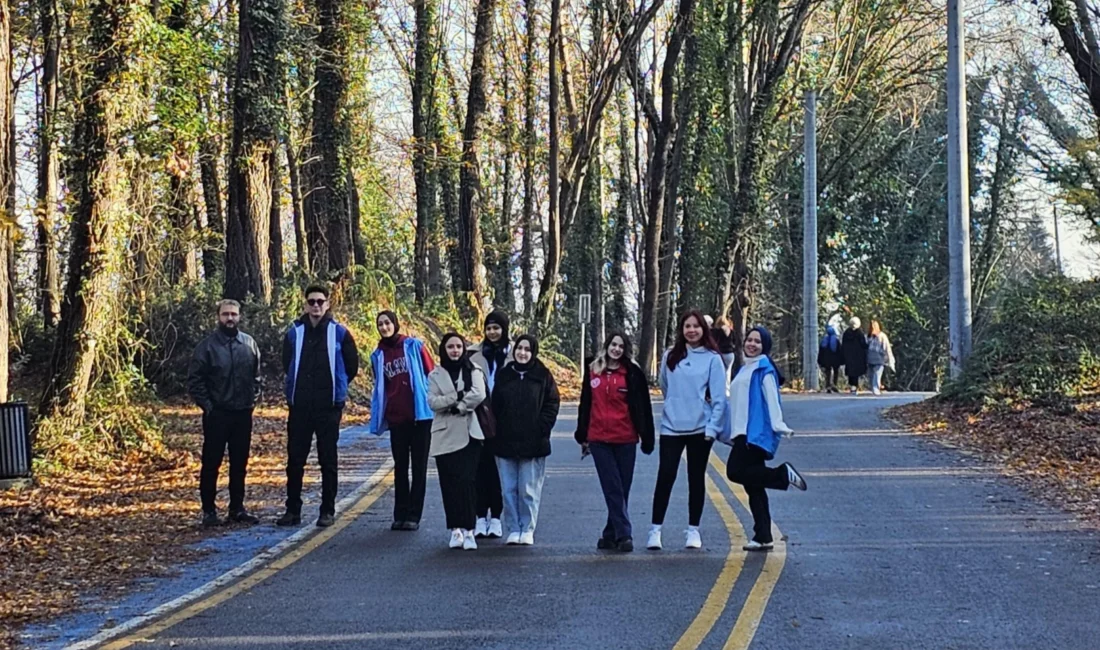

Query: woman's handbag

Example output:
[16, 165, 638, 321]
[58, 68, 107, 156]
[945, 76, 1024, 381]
[475, 394, 497, 439]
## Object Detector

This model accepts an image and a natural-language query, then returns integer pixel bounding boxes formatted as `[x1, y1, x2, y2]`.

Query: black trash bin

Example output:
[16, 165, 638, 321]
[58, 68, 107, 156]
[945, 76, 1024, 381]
[0, 402, 31, 480]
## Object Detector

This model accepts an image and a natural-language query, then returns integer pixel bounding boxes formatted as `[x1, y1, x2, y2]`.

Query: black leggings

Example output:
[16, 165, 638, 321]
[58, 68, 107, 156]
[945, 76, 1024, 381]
[651, 434, 713, 527]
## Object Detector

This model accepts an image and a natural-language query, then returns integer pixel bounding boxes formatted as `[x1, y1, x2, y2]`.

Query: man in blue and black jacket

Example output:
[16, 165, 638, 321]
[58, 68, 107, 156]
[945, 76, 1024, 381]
[276, 285, 359, 528]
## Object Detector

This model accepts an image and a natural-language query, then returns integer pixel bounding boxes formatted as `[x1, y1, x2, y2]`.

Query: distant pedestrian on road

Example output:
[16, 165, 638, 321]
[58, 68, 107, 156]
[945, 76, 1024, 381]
[428, 333, 488, 551]
[369, 310, 435, 531]
[712, 317, 737, 373]
[725, 326, 807, 552]
[468, 310, 511, 539]
[490, 334, 561, 546]
[867, 320, 896, 396]
[188, 299, 263, 528]
[648, 310, 728, 551]
[817, 325, 843, 393]
[842, 317, 869, 394]
[574, 333, 655, 553]
[277, 286, 360, 528]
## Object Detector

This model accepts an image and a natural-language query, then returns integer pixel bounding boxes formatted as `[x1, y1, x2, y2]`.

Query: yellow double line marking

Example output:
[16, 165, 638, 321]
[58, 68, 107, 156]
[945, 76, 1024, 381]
[673, 455, 788, 650]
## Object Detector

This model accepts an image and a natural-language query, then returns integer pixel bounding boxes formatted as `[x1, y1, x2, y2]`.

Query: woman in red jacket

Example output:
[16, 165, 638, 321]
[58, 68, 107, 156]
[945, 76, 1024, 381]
[575, 333, 656, 552]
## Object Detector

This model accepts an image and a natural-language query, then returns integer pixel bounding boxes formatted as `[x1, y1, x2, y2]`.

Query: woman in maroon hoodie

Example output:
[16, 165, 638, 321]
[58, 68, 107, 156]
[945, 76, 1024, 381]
[574, 333, 655, 552]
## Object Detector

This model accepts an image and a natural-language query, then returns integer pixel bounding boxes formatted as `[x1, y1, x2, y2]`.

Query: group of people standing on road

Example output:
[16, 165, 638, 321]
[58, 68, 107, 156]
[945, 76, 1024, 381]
[187, 286, 808, 555]
[817, 317, 895, 395]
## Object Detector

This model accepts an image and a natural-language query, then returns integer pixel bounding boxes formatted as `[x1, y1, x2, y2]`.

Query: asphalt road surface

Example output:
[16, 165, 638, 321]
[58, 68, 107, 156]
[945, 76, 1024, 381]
[98, 394, 1100, 650]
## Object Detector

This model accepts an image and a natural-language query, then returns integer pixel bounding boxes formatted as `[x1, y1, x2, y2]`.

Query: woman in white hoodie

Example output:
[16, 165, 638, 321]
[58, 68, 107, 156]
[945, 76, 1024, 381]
[647, 310, 728, 551]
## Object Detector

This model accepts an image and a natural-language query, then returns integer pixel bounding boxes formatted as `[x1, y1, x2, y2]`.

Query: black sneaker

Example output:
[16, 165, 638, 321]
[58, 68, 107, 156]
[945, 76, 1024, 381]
[400, 521, 420, 531]
[617, 538, 634, 553]
[202, 511, 221, 528]
[390, 521, 404, 531]
[228, 509, 260, 525]
[597, 537, 616, 550]
[275, 511, 302, 527]
[316, 513, 335, 528]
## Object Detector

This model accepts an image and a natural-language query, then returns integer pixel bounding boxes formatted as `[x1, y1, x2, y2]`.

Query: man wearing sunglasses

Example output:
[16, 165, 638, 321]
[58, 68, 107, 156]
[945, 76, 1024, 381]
[188, 299, 263, 528]
[277, 285, 360, 528]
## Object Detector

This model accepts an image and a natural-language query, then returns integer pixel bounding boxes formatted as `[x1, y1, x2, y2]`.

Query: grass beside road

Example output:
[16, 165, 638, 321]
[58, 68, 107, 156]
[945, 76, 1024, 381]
[891, 399, 1100, 527]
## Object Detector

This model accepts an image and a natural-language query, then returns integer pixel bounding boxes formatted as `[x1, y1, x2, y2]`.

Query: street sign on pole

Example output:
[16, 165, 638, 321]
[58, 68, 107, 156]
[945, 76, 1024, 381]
[579, 294, 591, 379]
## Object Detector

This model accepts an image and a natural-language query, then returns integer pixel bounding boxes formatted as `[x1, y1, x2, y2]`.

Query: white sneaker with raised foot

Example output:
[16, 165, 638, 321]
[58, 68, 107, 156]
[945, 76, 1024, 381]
[506, 532, 522, 545]
[488, 518, 503, 538]
[785, 463, 808, 491]
[463, 530, 478, 550]
[449, 529, 465, 549]
[520, 531, 535, 546]
[474, 517, 489, 538]
[646, 525, 663, 550]
[685, 527, 702, 549]
[743, 540, 774, 551]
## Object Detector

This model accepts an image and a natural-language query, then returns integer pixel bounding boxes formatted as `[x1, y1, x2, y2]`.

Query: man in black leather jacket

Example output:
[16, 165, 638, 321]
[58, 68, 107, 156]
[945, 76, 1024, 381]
[188, 299, 263, 528]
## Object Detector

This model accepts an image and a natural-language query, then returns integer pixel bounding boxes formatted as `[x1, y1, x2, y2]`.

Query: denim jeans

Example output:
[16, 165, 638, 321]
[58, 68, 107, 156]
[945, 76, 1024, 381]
[590, 442, 636, 542]
[495, 456, 547, 535]
[869, 365, 885, 394]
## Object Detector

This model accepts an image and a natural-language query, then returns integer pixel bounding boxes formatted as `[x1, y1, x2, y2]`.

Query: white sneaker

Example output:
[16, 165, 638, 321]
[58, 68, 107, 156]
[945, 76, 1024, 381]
[786, 463, 808, 491]
[743, 540, 774, 551]
[488, 518, 503, 538]
[449, 529, 464, 549]
[646, 525, 662, 550]
[520, 531, 535, 545]
[685, 527, 702, 549]
[463, 530, 478, 550]
[474, 517, 489, 538]
[506, 532, 522, 545]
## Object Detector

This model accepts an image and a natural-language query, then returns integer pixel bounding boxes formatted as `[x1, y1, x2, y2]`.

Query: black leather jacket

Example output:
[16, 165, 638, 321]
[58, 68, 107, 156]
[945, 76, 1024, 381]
[188, 328, 262, 412]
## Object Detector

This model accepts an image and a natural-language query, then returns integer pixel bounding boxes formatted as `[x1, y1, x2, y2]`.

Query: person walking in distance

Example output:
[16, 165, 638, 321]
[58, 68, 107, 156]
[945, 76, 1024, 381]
[725, 326, 807, 551]
[428, 334, 488, 551]
[867, 320, 896, 396]
[712, 317, 737, 374]
[574, 333, 655, 553]
[648, 310, 729, 551]
[468, 310, 511, 538]
[842, 317, 869, 395]
[277, 286, 360, 528]
[491, 335, 561, 546]
[188, 299, 263, 528]
[370, 310, 435, 531]
[817, 325, 843, 393]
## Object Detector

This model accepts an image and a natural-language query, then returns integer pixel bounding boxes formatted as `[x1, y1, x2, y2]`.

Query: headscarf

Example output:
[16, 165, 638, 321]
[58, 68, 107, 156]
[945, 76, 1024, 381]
[481, 310, 511, 372]
[511, 334, 539, 373]
[438, 332, 471, 385]
[820, 325, 839, 352]
[748, 326, 785, 387]
[377, 310, 401, 346]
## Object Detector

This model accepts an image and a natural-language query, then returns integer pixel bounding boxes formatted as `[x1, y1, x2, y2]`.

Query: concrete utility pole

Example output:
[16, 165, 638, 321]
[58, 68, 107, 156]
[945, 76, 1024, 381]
[803, 90, 819, 391]
[947, 0, 973, 379]
[1053, 205, 1064, 276]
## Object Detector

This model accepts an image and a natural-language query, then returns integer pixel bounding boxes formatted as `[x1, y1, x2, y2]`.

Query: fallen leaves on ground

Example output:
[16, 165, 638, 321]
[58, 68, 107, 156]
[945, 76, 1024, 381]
[0, 402, 370, 650]
[891, 399, 1100, 526]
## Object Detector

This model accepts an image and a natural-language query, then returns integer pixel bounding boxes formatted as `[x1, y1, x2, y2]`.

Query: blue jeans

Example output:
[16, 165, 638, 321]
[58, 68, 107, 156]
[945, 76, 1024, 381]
[870, 365, 885, 394]
[495, 456, 547, 535]
[590, 442, 636, 542]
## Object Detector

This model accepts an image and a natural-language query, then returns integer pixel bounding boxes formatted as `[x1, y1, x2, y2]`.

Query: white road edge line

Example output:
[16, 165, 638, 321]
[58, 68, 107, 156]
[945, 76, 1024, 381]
[63, 459, 395, 650]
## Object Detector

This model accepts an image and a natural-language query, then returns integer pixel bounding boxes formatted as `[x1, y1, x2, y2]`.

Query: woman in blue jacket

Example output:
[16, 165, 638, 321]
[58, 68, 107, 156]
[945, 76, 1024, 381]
[648, 310, 728, 551]
[726, 326, 808, 551]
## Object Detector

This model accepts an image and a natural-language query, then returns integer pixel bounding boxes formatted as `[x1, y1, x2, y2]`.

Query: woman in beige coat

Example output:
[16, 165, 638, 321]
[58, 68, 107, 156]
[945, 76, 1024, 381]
[428, 333, 488, 550]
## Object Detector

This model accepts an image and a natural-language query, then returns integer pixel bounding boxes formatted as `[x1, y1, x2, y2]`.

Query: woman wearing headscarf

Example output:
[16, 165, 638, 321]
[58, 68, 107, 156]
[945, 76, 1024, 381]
[817, 325, 843, 393]
[726, 326, 807, 551]
[842, 317, 869, 395]
[490, 334, 561, 546]
[468, 310, 511, 538]
[369, 310, 435, 531]
[428, 333, 488, 550]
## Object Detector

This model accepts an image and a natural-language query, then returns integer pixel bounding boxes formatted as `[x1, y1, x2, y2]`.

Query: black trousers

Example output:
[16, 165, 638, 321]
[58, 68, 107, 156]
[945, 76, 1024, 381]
[822, 366, 840, 389]
[847, 372, 862, 388]
[652, 434, 713, 527]
[726, 435, 789, 544]
[476, 442, 503, 519]
[591, 442, 636, 542]
[285, 405, 343, 516]
[436, 439, 482, 530]
[200, 408, 254, 514]
[390, 420, 432, 523]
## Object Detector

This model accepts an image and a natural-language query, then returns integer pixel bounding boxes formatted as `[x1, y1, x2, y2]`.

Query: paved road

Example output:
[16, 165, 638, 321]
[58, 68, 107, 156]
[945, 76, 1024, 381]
[90, 395, 1100, 650]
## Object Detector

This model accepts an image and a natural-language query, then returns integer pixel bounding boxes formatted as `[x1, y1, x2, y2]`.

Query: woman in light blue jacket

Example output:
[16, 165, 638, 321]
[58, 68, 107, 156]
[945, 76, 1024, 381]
[647, 310, 728, 551]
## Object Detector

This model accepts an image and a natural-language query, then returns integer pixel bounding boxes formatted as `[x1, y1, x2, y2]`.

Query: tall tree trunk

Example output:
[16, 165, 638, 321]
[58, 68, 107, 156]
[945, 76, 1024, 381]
[305, 0, 351, 277]
[457, 0, 496, 313]
[224, 0, 284, 302]
[269, 145, 284, 280]
[348, 169, 366, 266]
[165, 0, 198, 284]
[412, 0, 439, 304]
[537, 0, 561, 334]
[285, 128, 308, 271]
[0, 0, 11, 401]
[608, 84, 631, 333]
[520, 0, 537, 315]
[199, 93, 225, 281]
[39, 0, 139, 419]
[36, 0, 61, 327]
[496, 31, 516, 312]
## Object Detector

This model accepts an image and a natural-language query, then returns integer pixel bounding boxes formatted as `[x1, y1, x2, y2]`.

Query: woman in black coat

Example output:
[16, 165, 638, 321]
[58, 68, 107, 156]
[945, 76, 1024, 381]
[841, 317, 869, 394]
[490, 334, 561, 545]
